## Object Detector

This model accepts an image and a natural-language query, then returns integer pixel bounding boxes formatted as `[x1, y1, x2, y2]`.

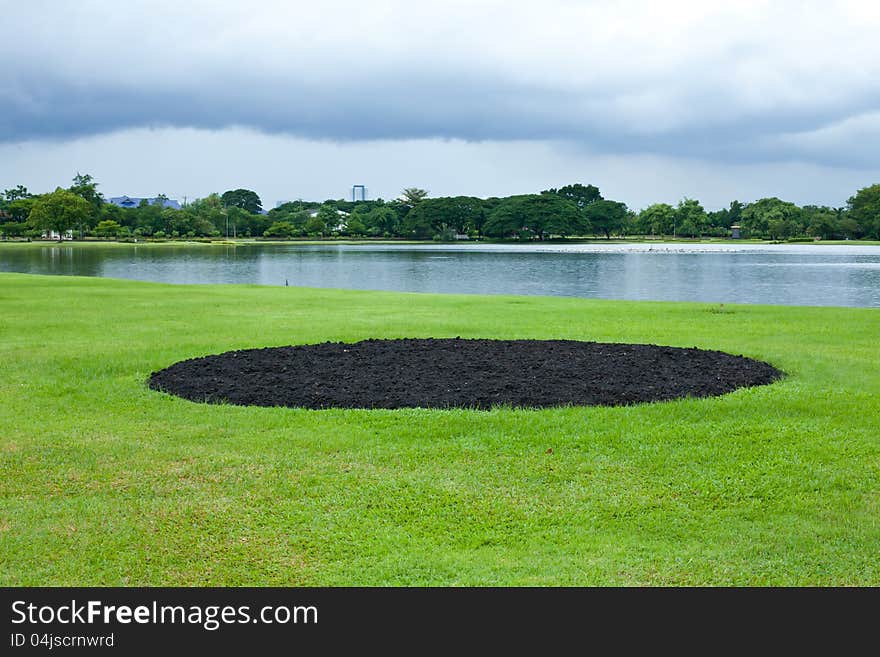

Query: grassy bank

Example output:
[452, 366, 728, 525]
[1, 273, 878, 585]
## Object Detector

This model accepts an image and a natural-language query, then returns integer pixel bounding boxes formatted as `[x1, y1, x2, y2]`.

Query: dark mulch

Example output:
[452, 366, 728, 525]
[148, 338, 783, 410]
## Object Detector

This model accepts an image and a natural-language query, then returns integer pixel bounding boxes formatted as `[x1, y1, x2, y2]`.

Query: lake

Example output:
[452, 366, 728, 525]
[2, 242, 880, 308]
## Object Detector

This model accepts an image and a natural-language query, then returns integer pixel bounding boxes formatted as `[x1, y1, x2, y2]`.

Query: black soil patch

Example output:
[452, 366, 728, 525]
[148, 338, 782, 410]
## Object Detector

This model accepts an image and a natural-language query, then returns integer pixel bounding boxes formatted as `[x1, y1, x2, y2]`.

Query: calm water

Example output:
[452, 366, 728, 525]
[2, 242, 880, 307]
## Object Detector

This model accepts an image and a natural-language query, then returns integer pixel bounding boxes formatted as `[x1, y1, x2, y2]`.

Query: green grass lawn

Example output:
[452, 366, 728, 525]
[1, 273, 878, 585]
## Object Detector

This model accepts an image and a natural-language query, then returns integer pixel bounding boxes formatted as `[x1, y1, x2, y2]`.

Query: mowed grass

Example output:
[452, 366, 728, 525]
[0, 273, 878, 586]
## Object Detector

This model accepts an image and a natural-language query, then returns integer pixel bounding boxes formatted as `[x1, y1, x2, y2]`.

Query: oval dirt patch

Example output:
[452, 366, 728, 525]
[148, 338, 782, 410]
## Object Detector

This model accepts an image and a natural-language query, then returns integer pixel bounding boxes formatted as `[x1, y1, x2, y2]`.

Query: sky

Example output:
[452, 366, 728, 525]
[3, 0, 880, 210]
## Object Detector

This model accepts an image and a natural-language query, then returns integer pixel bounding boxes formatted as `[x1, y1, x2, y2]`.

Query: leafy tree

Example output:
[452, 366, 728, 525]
[364, 206, 400, 236]
[741, 197, 802, 239]
[621, 210, 639, 236]
[66, 173, 105, 236]
[221, 206, 253, 237]
[584, 199, 628, 238]
[767, 217, 798, 240]
[27, 188, 91, 241]
[3, 185, 32, 202]
[543, 183, 602, 210]
[806, 211, 838, 240]
[677, 218, 699, 238]
[344, 216, 367, 236]
[69, 173, 104, 211]
[95, 219, 123, 238]
[638, 203, 675, 236]
[674, 198, 707, 238]
[727, 200, 744, 226]
[847, 183, 880, 239]
[402, 204, 434, 238]
[837, 217, 862, 239]
[706, 208, 729, 231]
[263, 221, 297, 238]
[483, 194, 584, 238]
[404, 196, 485, 236]
[221, 189, 263, 214]
[316, 205, 342, 232]
[0, 221, 26, 238]
[304, 215, 326, 236]
[400, 187, 429, 207]
[6, 198, 36, 222]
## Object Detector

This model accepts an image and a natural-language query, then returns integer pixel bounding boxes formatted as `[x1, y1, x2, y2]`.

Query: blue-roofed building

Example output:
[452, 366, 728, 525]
[108, 196, 182, 210]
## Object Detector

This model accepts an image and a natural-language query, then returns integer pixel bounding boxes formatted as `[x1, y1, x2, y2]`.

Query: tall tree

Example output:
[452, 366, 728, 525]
[68, 173, 104, 236]
[584, 199, 628, 238]
[674, 198, 708, 238]
[543, 183, 602, 210]
[400, 187, 429, 207]
[847, 183, 880, 239]
[403, 196, 484, 238]
[740, 197, 801, 239]
[221, 189, 263, 214]
[638, 203, 675, 236]
[68, 173, 104, 210]
[365, 206, 401, 236]
[483, 194, 584, 238]
[3, 185, 33, 202]
[727, 200, 744, 226]
[5, 198, 36, 223]
[27, 188, 92, 241]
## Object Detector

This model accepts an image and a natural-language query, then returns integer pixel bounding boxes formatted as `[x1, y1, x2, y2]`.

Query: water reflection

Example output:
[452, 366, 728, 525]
[0, 243, 878, 307]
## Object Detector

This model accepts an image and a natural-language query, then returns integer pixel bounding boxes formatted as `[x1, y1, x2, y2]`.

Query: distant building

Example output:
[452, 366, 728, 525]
[41, 229, 74, 240]
[730, 224, 742, 239]
[108, 196, 181, 210]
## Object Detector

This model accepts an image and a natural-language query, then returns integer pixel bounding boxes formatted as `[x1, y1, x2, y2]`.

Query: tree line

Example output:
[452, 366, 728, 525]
[2, 176, 879, 242]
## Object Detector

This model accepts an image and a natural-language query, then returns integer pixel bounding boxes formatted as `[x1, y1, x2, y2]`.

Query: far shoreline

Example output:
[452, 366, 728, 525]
[2, 236, 880, 248]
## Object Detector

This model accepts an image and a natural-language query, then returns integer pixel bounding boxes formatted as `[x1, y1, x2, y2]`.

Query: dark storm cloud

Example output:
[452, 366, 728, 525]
[3, 1, 880, 167]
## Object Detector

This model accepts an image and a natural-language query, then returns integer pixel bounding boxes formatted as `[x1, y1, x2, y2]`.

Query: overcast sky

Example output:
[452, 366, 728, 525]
[3, 0, 880, 210]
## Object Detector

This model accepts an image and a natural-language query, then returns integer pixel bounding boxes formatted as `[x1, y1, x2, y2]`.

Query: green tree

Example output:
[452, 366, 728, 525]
[6, 198, 36, 223]
[837, 216, 861, 239]
[304, 215, 326, 236]
[402, 204, 434, 238]
[400, 187, 429, 207]
[543, 183, 602, 210]
[364, 206, 400, 236]
[483, 194, 584, 239]
[741, 197, 802, 239]
[0, 221, 26, 238]
[806, 211, 838, 239]
[27, 188, 92, 241]
[94, 219, 123, 238]
[674, 198, 707, 238]
[3, 185, 32, 202]
[727, 200, 744, 226]
[847, 183, 880, 239]
[638, 203, 675, 236]
[263, 221, 297, 238]
[344, 216, 367, 236]
[221, 189, 263, 214]
[584, 199, 628, 238]
[316, 205, 342, 233]
[403, 196, 484, 238]
[67, 173, 105, 237]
